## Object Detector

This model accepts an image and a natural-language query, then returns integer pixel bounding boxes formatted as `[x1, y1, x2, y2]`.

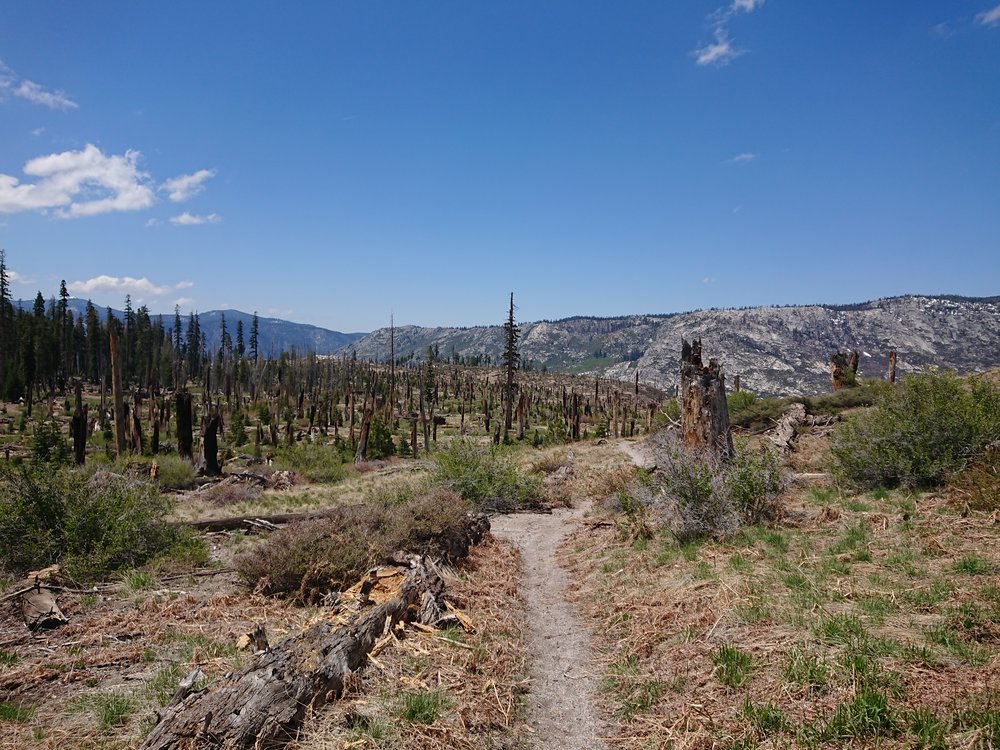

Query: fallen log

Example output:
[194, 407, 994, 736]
[768, 402, 807, 451]
[140, 557, 446, 750]
[183, 510, 333, 533]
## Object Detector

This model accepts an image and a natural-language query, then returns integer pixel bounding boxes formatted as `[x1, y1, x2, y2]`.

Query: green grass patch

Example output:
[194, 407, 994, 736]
[710, 644, 753, 688]
[400, 689, 450, 724]
[0, 701, 35, 723]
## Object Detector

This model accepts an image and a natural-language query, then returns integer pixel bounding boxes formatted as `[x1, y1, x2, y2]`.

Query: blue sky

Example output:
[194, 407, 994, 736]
[1, 1, 998, 332]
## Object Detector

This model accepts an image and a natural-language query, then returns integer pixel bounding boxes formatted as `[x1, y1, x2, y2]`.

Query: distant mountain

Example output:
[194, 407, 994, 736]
[339, 295, 1000, 397]
[14, 299, 366, 355]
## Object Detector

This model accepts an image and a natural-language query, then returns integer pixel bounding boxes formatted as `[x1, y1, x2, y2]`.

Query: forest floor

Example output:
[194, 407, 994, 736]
[4, 414, 999, 750]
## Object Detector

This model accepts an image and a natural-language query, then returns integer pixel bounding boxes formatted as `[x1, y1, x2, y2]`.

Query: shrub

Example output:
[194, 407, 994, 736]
[830, 370, 1000, 488]
[31, 419, 70, 465]
[0, 466, 202, 579]
[433, 440, 542, 512]
[235, 486, 477, 599]
[616, 434, 785, 542]
[274, 441, 350, 483]
[657, 447, 738, 543]
[727, 390, 758, 416]
[727, 446, 784, 524]
[366, 414, 396, 460]
[86, 454, 197, 491]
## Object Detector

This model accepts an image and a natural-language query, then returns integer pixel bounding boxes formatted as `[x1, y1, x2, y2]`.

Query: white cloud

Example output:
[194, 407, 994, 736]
[68, 274, 193, 298]
[173, 297, 195, 308]
[170, 212, 220, 226]
[15, 80, 78, 110]
[0, 144, 155, 218]
[161, 168, 216, 202]
[7, 269, 32, 284]
[726, 152, 757, 164]
[977, 4, 1000, 26]
[30, 127, 45, 137]
[694, 27, 742, 66]
[702, 277, 717, 284]
[732, 0, 764, 12]
[144, 218, 161, 228]
[0, 62, 77, 110]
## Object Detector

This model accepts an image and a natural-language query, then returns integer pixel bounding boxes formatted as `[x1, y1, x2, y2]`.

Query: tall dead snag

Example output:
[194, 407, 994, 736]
[109, 321, 127, 456]
[176, 392, 193, 460]
[140, 559, 447, 750]
[71, 380, 87, 465]
[679, 338, 734, 459]
[888, 351, 897, 383]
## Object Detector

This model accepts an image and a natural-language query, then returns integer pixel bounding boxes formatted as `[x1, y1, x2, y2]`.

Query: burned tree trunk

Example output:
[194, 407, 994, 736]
[679, 338, 734, 459]
[203, 412, 222, 476]
[888, 351, 897, 383]
[176, 392, 193, 460]
[109, 322, 127, 456]
[140, 559, 447, 750]
[71, 380, 87, 466]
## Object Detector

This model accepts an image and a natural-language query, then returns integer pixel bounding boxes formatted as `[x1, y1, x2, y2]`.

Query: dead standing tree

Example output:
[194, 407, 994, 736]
[679, 338, 734, 459]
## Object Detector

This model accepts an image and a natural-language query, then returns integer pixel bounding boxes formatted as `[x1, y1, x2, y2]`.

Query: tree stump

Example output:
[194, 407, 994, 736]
[679, 338, 734, 459]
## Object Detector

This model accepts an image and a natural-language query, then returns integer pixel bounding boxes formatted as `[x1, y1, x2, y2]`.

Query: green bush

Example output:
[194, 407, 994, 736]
[620, 435, 785, 542]
[727, 446, 784, 524]
[830, 370, 1000, 488]
[433, 440, 542, 512]
[274, 441, 350, 483]
[727, 390, 758, 415]
[31, 419, 70, 465]
[0, 466, 202, 579]
[86, 454, 197, 491]
[366, 414, 396, 460]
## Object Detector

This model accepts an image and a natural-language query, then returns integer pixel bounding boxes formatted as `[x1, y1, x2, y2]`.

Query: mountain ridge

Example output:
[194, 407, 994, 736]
[338, 295, 1000, 397]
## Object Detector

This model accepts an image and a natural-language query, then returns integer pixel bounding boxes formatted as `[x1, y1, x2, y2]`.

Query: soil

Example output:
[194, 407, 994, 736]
[491, 500, 610, 750]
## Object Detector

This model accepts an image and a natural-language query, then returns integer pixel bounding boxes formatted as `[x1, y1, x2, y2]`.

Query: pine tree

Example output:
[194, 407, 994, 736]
[502, 292, 519, 438]
[250, 311, 259, 363]
[0, 250, 12, 397]
[235, 319, 245, 359]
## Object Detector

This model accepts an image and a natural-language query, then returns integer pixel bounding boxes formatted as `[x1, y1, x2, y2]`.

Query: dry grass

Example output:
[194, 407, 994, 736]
[0, 571, 312, 750]
[287, 536, 531, 750]
[562, 428, 1000, 748]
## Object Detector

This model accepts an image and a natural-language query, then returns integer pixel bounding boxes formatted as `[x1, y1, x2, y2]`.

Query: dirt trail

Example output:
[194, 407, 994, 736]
[491, 500, 610, 750]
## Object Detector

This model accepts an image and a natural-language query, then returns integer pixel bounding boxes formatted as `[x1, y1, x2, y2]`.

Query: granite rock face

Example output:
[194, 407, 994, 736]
[341, 296, 1000, 397]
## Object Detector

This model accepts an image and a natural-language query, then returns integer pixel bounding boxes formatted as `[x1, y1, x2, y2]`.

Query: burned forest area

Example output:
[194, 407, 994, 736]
[2, 281, 1000, 750]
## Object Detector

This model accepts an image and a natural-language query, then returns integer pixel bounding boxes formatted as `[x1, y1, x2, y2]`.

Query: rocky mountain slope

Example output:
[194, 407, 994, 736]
[340, 296, 1000, 396]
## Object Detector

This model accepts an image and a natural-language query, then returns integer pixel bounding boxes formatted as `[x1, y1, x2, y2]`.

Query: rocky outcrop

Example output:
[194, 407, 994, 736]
[340, 296, 1000, 397]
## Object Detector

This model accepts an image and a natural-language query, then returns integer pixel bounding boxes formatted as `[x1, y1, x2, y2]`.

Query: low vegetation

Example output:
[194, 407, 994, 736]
[433, 439, 543, 512]
[831, 369, 1000, 488]
[572, 369, 1000, 749]
[234, 485, 478, 599]
[0, 465, 205, 579]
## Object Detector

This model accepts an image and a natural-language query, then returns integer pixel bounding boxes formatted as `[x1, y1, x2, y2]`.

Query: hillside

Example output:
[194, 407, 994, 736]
[340, 295, 1000, 396]
[18, 300, 367, 356]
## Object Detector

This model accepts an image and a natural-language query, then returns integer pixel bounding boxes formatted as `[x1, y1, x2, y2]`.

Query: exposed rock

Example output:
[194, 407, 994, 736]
[340, 295, 1000, 396]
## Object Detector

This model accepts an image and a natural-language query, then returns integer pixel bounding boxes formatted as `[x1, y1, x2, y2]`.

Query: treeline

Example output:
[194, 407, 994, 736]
[0, 251, 269, 415]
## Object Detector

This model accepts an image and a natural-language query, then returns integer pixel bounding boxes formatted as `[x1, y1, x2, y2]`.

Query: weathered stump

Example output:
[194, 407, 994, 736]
[679, 338, 734, 459]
